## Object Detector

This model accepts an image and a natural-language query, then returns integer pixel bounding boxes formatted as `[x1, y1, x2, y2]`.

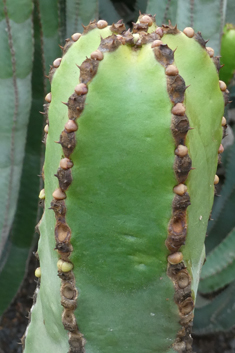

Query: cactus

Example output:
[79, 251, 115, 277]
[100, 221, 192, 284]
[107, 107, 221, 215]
[22, 13, 228, 353]
[220, 24, 235, 85]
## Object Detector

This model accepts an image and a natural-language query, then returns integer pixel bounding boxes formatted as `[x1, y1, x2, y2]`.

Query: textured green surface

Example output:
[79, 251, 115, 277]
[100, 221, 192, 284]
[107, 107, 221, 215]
[0, 0, 33, 267]
[220, 24, 235, 84]
[66, 0, 98, 37]
[162, 32, 224, 296]
[207, 137, 235, 252]
[193, 281, 235, 334]
[67, 44, 179, 353]
[37, 0, 61, 91]
[99, 0, 120, 24]
[199, 227, 235, 293]
[146, 0, 178, 26]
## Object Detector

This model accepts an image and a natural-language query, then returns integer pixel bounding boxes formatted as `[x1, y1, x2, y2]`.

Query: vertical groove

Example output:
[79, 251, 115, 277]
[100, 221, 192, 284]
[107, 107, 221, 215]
[35, 0, 47, 95]
[0, 1, 19, 255]
[163, 0, 172, 24]
[219, 0, 225, 53]
[190, 0, 194, 27]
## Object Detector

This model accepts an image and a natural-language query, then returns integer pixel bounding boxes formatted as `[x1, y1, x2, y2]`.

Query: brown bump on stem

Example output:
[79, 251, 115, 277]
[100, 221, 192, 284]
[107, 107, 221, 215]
[50, 199, 67, 218]
[173, 184, 187, 196]
[175, 145, 188, 157]
[183, 27, 194, 38]
[132, 22, 149, 33]
[219, 80, 227, 91]
[222, 116, 227, 126]
[171, 219, 184, 233]
[71, 33, 82, 42]
[90, 49, 104, 61]
[165, 65, 179, 76]
[97, 20, 108, 29]
[167, 75, 186, 104]
[61, 282, 78, 300]
[155, 27, 163, 37]
[218, 144, 224, 154]
[154, 44, 174, 67]
[172, 193, 191, 211]
[75, 83, 88, 95]
[69, 332, 85, 351]
[162, 23, 179, 35]
[79, 58, 99, 84]
[60, 130, 76, 157]
[53, 57, 62, 68]
[55, 167, 72, 191]
[63, 39, 73, 54]
[55, 222, 71, 243]
[52, 188, 66, 200]
[45, 92, 52, 103]
[62, 309, 77, 332]
[214, 175, 219, 185]
[65, 120, 78, 133]
[194, 32, 207, 48]
[174, 155, 192, 183]
[60, 158, 73, 170]
[179, 297, 194, 315]
[151, 40, 163, 48]
[172, 103, 186, 116]
[139, 15, 153, 26]
[176, 270, 191, 289]
[171, 114, 190, 145]
[44, 124, 49, 134]
[206, 47, 214, 57]
[168, 252, 183, 265]
[110, 20, 126, 34]
[179, 311, 194, 325]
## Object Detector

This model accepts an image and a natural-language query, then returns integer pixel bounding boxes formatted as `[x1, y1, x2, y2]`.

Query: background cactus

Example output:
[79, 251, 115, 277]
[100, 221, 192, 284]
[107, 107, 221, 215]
[1, 1, 235, 353]
[22, 11, 227, 353]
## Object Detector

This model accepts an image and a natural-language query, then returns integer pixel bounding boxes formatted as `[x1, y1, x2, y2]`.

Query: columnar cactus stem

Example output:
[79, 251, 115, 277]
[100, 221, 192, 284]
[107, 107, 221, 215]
[24, 15, 227, 353]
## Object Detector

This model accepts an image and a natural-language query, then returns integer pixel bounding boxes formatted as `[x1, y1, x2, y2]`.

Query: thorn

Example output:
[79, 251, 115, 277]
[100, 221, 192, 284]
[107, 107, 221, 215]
[76, 64, 81, 70]
[44, 75, 49, 79]
[185, 85, 191, 90]
[59, 45, 64, 50]
[39, 111, 45, 115]
[188, 127, 194, 130]
[190, 167, 196, 170]
[82, 24, 86, 30]
[62, 101, 68, 106]
[205, 39, 209, 44]
[54, 174, 58, 178]
[54, 141, 61, 144]
[173, 47, 177, 53]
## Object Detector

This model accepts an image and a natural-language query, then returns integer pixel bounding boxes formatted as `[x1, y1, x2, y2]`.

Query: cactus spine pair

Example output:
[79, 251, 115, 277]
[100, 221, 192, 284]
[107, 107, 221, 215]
[24, 14, 227, 353]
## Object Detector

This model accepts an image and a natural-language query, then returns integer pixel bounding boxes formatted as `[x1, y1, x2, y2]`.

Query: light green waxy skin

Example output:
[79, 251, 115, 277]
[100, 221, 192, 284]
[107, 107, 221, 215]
[220, 24, 235, 84]
[24, 19, 224, 353]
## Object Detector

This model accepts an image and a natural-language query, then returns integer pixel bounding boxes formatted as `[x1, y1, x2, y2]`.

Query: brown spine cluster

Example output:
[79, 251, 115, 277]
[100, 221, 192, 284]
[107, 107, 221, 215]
[152, 35, 194, 353]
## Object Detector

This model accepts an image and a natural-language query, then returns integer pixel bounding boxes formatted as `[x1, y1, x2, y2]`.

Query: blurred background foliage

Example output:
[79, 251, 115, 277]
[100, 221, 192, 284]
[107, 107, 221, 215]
[0, 0, 235, 344]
